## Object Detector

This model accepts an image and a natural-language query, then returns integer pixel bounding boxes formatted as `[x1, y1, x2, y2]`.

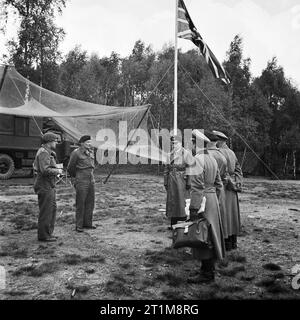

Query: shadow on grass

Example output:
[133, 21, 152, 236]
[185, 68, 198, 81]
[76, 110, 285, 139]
[61, 253, 105, 265]
[262, 263, 281, 271]
[161, 289, 186, 300]
[12, 261, 59, 277]
[4, 290, 28, 297]
[144, 247, 192, 266]
[218, 265, 246, 277]
[105, 273, 133, 297]
[9, 213, 37, 231]
[227, 252, 247, 263]
[0, 242, 28, 258]
[155, 271, 184, 287]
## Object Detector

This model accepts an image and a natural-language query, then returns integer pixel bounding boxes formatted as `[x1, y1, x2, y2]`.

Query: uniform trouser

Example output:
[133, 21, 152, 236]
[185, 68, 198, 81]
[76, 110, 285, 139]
[75, 180, 95, 228]
[37, 189, 57, 240]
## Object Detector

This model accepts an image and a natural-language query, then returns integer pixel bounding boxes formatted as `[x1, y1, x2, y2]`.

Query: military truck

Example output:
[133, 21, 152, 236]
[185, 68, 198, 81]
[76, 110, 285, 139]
[0, 114, 75, 179]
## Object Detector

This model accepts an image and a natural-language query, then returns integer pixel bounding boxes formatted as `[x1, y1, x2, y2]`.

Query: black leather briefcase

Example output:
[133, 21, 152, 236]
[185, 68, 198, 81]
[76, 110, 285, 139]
[172, 218, 213, 249]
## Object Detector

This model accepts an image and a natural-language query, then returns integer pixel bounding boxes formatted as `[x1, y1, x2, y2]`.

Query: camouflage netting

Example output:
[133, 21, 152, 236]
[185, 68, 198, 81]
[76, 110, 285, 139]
[0, 65, 169, 163]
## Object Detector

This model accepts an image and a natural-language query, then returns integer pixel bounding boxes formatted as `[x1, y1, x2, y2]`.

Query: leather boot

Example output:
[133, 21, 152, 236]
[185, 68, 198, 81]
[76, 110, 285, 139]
[225, 237, 232, 251]
[231, 235, 237, 249]
[187, 271, 215, 284]
[187, 258, 215, 283]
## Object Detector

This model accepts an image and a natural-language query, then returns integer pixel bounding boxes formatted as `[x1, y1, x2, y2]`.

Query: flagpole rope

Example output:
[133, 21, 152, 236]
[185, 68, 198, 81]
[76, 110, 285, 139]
[31, 116, 43, 135]
[142, 62, 174, 105]
[103, 105, 151, 184]
[149, 110, 159, 128]
[144, 62, 178, 131]
[178, 61, 282, 182]
[149, 111, 156, 131]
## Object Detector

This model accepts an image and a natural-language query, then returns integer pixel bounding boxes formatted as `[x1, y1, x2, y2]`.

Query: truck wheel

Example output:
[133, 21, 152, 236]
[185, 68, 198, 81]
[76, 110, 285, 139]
[0, 154, 15, 180]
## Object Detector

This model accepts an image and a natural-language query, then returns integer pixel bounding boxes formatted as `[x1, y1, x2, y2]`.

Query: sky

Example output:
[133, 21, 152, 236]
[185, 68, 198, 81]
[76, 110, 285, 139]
[1, 0, 300, 88]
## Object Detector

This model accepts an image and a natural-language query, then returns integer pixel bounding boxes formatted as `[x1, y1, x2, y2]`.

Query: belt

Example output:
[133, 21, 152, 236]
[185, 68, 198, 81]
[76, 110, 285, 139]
[76, 168, 93, 174]
[170, 167, 185, 172]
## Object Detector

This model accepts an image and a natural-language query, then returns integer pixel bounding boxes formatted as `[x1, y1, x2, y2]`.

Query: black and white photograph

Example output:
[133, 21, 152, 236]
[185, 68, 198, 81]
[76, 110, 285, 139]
[0, 0, 300, 306]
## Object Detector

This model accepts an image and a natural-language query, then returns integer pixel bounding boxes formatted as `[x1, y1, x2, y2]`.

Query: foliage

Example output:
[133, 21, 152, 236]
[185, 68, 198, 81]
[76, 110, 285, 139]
[2, 0, 66, 91]
[1, 3, 299, 176]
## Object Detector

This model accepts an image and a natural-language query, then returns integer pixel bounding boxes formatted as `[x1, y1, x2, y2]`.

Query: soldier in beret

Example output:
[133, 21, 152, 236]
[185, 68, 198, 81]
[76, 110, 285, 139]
[33, 132, 62, 242]
[67, 135, 96, 232]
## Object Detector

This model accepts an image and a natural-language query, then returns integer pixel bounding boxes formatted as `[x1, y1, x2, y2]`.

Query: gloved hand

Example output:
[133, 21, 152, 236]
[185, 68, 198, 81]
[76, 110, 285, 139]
[189, 209, 199, 221]
[189, 208, 206, 221]
[197, 212, 205, 220]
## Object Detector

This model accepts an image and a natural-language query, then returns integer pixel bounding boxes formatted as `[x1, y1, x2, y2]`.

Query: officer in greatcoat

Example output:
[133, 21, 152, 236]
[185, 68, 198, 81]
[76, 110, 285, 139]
[188, 130, 225, 283]
[213, 130, 243, 250]
[163, 135, 195, 229]
[205, 131, 230, 249]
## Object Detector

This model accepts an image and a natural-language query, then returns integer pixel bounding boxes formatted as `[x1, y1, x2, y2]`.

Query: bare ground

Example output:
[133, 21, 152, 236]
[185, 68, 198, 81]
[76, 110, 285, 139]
[0, 172, 300, 300]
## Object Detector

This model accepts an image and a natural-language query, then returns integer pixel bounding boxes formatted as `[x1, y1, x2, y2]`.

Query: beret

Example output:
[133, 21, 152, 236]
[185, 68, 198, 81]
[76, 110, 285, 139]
[79, 135, 91, 144]
[42, 132, 59, 143]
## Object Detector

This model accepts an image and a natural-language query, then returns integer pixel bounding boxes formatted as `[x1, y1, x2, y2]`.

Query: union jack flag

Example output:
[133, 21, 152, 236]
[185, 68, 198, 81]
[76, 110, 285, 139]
[178, 0, 231, 84]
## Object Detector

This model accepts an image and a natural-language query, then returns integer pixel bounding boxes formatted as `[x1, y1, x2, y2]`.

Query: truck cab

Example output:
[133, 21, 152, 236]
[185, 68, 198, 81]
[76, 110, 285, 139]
[0, 114, 75, 179]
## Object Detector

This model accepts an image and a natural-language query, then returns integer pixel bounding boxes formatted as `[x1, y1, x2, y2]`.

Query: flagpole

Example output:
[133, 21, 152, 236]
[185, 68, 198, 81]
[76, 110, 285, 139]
[174, 0, 178, 136]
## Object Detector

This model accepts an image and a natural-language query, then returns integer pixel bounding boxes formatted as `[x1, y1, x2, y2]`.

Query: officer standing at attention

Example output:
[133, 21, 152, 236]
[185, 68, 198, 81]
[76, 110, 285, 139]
[213, 130, 243, 250]
[163, 135, 195, 229]
[67, 135, 96, 232]
[188, 130, 225, 283]
[33, 132, 62, 242]
[205, 131, 229, 249]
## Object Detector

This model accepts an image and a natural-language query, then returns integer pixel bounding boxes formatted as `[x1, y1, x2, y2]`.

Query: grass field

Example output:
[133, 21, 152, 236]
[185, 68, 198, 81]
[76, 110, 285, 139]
[0, 171, 299, 300]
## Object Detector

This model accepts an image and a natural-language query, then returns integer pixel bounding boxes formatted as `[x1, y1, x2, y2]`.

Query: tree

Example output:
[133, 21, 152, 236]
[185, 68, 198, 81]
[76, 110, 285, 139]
[256, 57, 300, 175]
[224, 34, 251, 100]
[121, 40, 155, 106]
[97, 52, 122, 105]
[3, 0, 65, 90]
[278, 125, 300, 178]
[223, 34, 271, 155]
[58, 46, 87, 99]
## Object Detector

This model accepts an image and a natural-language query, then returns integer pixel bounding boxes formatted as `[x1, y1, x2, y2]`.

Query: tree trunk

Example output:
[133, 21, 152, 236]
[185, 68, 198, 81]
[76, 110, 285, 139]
[157, 110, 161, 176]
[123, 87, 127, 106]
[241, 147, 247, 170]
[283, 152, 288, 175]
[293, 150, 296, 179]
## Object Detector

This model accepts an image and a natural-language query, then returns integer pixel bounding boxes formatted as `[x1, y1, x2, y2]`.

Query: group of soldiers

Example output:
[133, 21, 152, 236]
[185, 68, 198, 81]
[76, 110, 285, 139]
[164, 129, 243, 283]
[32, 128, 242, 284]
[33, 132, 96, 242]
